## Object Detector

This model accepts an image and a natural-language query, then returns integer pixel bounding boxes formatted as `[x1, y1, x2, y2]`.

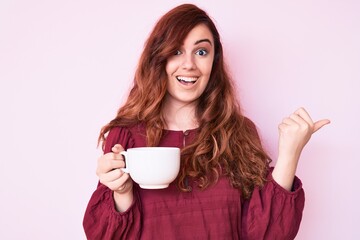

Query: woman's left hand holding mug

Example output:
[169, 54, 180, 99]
[96, 144, 134, 212]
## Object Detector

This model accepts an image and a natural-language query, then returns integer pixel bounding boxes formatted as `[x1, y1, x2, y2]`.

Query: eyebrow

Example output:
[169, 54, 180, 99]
[194, 39, 212, 46]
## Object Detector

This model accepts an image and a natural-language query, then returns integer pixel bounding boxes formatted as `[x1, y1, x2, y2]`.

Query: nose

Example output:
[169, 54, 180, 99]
[181, 54, 196, 70]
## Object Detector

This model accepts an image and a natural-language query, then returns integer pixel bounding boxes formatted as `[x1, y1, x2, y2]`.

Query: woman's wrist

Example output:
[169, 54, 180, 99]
[113, 183, 134, 212]
[272, 153, 300, 191]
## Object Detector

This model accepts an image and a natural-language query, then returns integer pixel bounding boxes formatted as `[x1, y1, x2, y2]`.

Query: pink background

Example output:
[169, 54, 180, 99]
[1, 0, 359, 239]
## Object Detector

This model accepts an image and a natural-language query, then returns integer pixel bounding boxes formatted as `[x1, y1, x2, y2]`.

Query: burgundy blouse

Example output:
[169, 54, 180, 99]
[83, 124, 305, 240]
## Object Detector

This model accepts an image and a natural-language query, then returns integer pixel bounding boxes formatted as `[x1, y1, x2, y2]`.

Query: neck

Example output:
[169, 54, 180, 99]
[162, 98, 199, 131]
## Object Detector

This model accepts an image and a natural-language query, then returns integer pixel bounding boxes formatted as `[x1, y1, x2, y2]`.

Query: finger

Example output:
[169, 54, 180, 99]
[107, 174, 130, 191]
[313, 119, 331, 133]
[294, 107, 313, 125]
[99, 168, 123, 183]
[282, 117, 298, 126]
[112, 144, 125, 154]
[102, 152, 123, 161]
[289, 113, 307, 125]
[288, 113, 313, 133]
[278, 122, 288, 131]
[112, 144, 125, 161]
[97, 157, 125, 174]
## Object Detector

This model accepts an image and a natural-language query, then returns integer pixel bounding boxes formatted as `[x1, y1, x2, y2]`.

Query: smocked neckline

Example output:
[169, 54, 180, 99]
[163, 128, 199, 133]
[136, 122, 199, 134]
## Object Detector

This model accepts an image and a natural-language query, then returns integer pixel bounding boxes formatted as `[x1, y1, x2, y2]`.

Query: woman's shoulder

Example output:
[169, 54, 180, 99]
[110, 122, 146, 137]
[103, 122, 145, 152]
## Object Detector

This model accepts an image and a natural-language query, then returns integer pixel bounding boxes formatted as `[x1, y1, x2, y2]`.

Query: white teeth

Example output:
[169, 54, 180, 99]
[176, 76, 198, 82]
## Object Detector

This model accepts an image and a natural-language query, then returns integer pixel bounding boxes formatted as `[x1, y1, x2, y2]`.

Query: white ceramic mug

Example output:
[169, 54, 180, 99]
[120, 147, 181, 189]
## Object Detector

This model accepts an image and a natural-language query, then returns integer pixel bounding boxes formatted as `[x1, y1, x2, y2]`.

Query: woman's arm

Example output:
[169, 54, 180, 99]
[272, 107, 330, 190]
[83, 127, 141, 239]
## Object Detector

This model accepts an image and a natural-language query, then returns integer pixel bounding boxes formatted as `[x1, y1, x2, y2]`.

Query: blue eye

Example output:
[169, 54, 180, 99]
[196, 49, 208, 56]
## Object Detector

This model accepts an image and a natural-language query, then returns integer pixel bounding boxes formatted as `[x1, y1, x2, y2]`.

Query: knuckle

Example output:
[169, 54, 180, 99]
[113, 144, 125, 152]
[114, 169, 123, 178]
[98, 154, 110, 166]
[100, 161, 109, 171]
[117, 144, 125, 151]
[110, 160, 121, 170]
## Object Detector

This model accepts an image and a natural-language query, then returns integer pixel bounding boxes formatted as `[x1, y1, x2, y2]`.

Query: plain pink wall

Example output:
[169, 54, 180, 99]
[1, 0, 359, 239]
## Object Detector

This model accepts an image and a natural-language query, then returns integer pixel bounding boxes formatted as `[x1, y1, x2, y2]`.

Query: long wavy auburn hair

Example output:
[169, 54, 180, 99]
[99, 4, 271, 199]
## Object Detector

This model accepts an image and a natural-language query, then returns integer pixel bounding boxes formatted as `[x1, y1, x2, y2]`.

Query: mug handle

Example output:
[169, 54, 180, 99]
[120, 151, 130, 173]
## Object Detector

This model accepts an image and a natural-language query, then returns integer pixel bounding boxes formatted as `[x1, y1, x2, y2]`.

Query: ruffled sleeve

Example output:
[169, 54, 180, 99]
[241, 169, 305, 240]
[83, 127, 142, 240]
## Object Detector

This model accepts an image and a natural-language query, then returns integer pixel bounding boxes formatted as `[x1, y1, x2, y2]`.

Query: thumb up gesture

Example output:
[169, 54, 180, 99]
[278, 107, 330, 159]
[273, 107, 330, 191]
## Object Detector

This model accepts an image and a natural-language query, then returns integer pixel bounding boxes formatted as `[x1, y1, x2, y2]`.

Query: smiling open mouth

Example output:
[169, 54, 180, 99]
[176, 76, 198, 84]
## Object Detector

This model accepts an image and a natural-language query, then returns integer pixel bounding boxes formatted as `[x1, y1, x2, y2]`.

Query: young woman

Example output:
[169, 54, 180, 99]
[83, 4, 329, 239]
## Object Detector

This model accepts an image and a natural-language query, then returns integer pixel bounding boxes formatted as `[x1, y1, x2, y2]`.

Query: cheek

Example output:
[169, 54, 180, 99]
[200, 59, 214, 87]
[198, 57, 214, 75]
[165, 60, 178, 76]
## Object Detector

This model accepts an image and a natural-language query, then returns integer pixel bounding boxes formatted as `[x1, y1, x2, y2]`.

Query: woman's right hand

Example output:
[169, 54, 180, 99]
[96, 144, 134, 212]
